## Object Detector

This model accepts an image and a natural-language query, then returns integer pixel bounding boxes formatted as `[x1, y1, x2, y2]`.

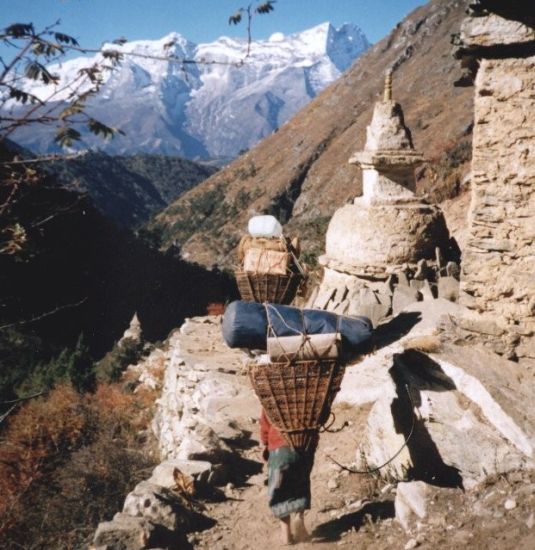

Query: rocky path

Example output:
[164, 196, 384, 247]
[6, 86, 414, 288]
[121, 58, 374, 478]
[94, 312, 535, 549]
[162, 315, 535, 550]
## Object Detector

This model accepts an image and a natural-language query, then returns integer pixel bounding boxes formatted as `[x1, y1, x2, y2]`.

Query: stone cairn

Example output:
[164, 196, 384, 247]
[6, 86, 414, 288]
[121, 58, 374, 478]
[119, 312, 142, 345]
[308, 71, 460, 326]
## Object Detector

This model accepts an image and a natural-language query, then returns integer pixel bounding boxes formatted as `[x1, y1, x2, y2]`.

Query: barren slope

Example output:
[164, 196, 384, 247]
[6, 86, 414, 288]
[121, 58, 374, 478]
[153, 0, 472, 268]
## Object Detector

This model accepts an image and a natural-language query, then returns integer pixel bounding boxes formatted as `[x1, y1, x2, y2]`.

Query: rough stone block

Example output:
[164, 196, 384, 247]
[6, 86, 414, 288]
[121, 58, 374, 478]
[419, 280, 436, 301]
[396, 271, 410, 287]
[149, 459, 214, 488]
[349, 326, 535, 488]
[176, 424, 231, 462]
[314, 287, 335, 310]
[438, 276, 460, 302]
[93, 513, 156, 550]
[122, 481, 194, 532]
[392, 286, 421, 315]
[457, 316, 505, 336]
[349, 288, 391, 327]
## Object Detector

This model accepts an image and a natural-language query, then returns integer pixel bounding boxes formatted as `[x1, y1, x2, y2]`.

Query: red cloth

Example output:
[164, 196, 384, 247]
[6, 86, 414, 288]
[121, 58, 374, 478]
[260, 409, 288, 451]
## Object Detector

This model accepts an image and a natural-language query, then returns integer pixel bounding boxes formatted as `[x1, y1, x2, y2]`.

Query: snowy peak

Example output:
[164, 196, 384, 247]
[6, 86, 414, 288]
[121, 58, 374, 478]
[7, 22, 370, 159]
[326, 23, 371, 72]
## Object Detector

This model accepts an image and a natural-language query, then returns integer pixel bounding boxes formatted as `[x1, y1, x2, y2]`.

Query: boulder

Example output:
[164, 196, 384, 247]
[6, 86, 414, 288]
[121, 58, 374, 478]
[348, 287, 390, 327]
[93, 513, 156, 550]
[175, 424, 231, 462]
[149, 459, 214, 488]
[122, 481, 195, 532]
[337, 302, 535, 488]
[437, 276, 459, 302]
[148, 459, 228, 489]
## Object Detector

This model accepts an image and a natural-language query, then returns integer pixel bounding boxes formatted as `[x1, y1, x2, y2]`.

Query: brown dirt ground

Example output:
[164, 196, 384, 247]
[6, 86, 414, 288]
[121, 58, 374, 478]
[187, 401, 535, 550]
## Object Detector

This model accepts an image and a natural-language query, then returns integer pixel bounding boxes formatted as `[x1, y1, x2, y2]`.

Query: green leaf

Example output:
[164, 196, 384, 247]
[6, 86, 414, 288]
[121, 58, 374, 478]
[256, 1, 276, 15]
[54, 127, 82, 147]
[228, 11, 243, 25]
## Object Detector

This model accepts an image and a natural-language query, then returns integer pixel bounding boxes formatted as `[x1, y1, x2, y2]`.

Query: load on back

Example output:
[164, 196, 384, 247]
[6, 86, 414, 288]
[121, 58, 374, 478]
[223, 300, 373, 450]
[235, 215, 306, 305]
[227, 216, 372, 451]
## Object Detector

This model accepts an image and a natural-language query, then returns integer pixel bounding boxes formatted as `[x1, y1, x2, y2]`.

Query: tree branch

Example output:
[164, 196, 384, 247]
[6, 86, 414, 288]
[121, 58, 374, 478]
[0, 297, 88, 331]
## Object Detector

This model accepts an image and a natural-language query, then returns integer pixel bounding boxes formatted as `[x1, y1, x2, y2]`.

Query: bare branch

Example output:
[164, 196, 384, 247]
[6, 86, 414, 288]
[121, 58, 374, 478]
[2, 390, 46, 405]
[0, 297, 87, 331]
[0, 404, 18, 425]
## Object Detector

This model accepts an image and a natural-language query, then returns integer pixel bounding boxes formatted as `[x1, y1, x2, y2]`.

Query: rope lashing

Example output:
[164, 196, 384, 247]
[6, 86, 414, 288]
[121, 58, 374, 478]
[325, 383, 416, 475]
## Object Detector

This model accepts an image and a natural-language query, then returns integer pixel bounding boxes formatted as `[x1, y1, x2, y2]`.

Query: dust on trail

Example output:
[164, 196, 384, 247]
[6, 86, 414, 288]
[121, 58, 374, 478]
[191, 401, 535, 550]
[172, 317, 535, 550]
[191, 403, 401, 550]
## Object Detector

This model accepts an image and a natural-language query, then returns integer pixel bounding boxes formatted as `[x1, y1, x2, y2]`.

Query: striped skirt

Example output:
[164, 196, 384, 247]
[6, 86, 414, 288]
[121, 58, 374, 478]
[267, 446, 315, 518]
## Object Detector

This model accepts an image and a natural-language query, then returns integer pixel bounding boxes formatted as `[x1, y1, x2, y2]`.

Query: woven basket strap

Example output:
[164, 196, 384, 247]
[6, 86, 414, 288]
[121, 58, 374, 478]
[245, 272, 256, 301]
[288, 245, 306, 276]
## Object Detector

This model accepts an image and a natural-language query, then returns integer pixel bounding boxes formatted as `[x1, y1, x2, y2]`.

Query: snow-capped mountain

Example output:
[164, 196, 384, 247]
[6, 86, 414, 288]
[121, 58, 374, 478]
[8, 22, 370, 160]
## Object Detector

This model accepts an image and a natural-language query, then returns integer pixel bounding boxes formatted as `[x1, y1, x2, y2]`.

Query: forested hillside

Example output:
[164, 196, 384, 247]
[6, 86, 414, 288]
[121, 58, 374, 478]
[152, 0, 472, 269]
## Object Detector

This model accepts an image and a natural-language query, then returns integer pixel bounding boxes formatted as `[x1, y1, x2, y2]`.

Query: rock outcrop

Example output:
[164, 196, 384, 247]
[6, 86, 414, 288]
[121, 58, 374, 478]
[336, 300, 535, 489]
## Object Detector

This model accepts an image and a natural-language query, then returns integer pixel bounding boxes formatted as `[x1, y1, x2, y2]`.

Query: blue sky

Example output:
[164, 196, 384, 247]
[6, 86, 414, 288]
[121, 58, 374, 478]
[2, 0, 424, 49]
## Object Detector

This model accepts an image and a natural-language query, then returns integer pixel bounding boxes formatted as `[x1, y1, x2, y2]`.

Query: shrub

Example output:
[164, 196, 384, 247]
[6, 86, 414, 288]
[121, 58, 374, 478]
[94, 337, 143, 383]
[17, 333, 95, 397]
[0, 382, 157, 549]
[0, 385, 89, 535]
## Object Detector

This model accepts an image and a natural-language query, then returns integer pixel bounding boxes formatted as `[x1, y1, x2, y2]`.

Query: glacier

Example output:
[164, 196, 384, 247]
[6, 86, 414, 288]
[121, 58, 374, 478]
[5, 22, 369, 161]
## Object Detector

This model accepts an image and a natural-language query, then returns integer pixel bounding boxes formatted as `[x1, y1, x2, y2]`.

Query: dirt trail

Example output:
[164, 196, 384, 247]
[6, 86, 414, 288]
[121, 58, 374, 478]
[174, 317, 535, 550]
[192, 403, 395, 550]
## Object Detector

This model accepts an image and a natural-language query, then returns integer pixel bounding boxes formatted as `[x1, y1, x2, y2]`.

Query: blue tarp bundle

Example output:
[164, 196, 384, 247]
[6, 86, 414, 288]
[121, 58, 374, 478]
[222, 300, 373, 352]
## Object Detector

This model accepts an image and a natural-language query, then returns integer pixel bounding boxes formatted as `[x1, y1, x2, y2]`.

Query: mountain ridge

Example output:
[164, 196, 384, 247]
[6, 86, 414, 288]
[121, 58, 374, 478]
[7, 22, 370, 160]
[152, 0, 473, 269]
[45, 151, 217, 229]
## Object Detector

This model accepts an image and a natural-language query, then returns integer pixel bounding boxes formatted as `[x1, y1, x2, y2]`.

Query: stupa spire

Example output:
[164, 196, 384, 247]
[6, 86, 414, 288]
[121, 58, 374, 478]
[383, 68, 393, 102]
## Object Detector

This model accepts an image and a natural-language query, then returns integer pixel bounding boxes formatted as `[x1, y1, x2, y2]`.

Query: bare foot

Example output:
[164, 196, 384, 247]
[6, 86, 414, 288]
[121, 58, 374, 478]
[280, 516, 294, 545]
[293, 512, 311, 543]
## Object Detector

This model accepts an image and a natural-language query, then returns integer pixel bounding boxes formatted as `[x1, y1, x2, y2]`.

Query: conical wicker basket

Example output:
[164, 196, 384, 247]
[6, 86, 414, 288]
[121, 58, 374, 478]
[249, 359, 345, 451]
[235, 270, 304, 305]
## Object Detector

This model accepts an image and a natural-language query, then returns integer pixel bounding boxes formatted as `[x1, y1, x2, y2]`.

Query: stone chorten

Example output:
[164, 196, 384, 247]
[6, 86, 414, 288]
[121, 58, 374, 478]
[120, 312, 142, 345]
[310, 71, 456, 324]
[322, 70, 450, 274]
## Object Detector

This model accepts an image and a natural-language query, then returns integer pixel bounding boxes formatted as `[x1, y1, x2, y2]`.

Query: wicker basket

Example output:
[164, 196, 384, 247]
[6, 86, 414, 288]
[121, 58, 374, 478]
[249, 359, 345, 451]
[235, 270, 304, 305]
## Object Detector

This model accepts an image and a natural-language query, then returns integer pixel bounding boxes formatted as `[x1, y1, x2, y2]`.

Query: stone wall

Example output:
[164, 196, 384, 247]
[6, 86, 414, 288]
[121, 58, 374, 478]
[457, 3, 535, 364]
[462, 56, 535, 328]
